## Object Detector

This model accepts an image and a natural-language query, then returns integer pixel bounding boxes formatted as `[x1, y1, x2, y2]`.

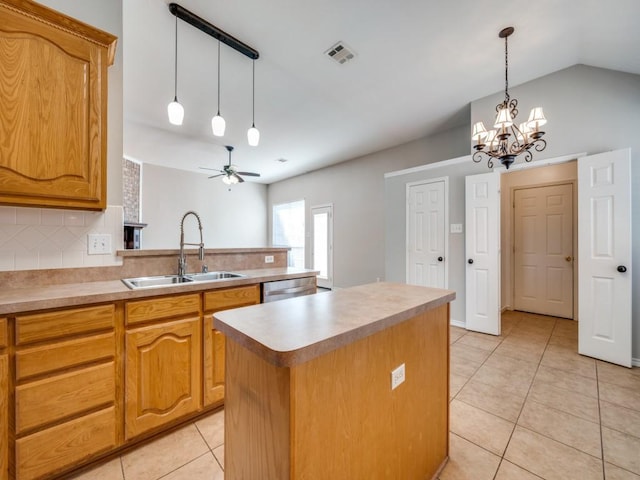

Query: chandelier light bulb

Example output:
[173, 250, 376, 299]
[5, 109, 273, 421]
[494, 106, 513, 129]
[471, 122, 488, 143]
[167, 98, 184, 125]
[211, 113, 226, 136]
[527, 107, 547, 130]
[247, 124, 260, 146]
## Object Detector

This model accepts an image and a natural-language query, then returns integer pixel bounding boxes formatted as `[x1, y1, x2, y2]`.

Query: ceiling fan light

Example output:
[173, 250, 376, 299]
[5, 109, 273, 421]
[527, 107, 547, 130]
[222, 174, 233, 185]
[494, 106, 513, 129]
[247, 125, 260, 146]
[211, 114, 226, 136]
[167, 98, 184, 125]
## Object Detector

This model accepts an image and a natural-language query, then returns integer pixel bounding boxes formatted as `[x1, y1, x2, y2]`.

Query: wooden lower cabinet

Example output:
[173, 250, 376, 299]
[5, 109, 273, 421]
[1, 317, 7, 480]
[125, 316, 202, 439]
[1, 356, 7, 480]
[203, 285, 260, 406]
[13, 306, 118, 480]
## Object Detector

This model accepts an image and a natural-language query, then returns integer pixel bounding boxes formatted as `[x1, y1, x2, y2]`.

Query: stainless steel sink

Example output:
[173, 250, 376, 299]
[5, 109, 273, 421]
[122, 271, 245, 289]
[122, 275, 193, 289]
[185, 271, 246, 282]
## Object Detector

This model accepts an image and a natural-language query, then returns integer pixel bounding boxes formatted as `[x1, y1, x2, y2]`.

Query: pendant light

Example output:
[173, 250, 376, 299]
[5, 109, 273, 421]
[211, 41, 226, 136]
[247, 59, 260, 146]
[167, 15, 184, 125]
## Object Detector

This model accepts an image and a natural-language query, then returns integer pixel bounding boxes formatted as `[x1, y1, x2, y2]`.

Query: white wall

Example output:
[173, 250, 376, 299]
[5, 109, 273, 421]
[386, 65, 640, 360]
[267, 126, 469, 288]
[140, 164, 268, 249]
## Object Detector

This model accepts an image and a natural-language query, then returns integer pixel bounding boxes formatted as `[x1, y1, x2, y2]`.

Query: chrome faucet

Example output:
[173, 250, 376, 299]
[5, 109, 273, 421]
[178, 211, 205, 276]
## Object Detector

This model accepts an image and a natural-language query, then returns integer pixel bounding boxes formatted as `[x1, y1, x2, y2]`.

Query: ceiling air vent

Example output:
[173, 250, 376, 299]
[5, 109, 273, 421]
[325, 42, 356, 65]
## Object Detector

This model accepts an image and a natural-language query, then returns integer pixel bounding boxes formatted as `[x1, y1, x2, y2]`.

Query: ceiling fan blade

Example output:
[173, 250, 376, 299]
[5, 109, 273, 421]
[234, 173, 245, 183]
[208, 174, 224, 179]
[199, 167, 221, 172]
[236, 171, 261, 177]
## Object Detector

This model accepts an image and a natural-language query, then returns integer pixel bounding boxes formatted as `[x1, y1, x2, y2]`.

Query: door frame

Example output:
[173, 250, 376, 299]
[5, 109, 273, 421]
[509, 179, 578, 319]
[311, 203, 334, 289]
[405, 176, 449, 288]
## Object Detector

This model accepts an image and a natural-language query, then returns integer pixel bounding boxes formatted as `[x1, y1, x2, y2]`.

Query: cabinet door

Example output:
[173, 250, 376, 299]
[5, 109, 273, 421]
[125, 317, 202, 439]
[0, 1, 116, 210]
[0, 353, 7, 480]
[203, 285, 260, 406]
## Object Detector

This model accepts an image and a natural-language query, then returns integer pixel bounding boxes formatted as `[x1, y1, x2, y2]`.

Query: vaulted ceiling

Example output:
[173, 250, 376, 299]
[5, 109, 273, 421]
[123, 0, 640, 183]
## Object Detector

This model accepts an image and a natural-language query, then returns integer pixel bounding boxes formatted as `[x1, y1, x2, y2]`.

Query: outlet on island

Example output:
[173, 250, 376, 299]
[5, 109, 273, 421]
[391, 363, 406, 390]
[265, 255, 274, 263]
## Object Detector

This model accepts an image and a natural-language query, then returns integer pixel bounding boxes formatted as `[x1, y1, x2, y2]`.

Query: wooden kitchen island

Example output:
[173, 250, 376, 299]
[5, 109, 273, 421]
[214, 282, 455, 480]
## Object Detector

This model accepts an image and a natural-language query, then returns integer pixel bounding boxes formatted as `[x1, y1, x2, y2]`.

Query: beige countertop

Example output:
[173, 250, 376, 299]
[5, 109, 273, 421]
[214, 282, 455, 367]
[0, 268, 317, 315]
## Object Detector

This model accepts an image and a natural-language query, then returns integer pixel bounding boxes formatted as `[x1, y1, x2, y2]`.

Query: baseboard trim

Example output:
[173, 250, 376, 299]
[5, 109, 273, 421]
[633, 357, 640, 368]
[450, 319, 465, 329]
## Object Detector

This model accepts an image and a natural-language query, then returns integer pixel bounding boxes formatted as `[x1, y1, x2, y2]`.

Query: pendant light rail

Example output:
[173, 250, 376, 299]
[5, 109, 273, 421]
[168, 3, 259, 60]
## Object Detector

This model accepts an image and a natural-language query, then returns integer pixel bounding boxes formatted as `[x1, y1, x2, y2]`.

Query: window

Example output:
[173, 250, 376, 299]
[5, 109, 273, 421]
[273, 200, 305, 268]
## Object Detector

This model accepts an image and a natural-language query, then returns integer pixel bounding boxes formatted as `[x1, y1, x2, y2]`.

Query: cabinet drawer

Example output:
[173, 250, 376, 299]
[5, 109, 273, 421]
[0, 318, 6, 348]
[16, 362, 115, 434]
[15, 305, 115, 345]
[16, 406, 117, 480]
[16, 332, 114, 381]
[204, 285, 260, 312]
[126, 293, 200, 325]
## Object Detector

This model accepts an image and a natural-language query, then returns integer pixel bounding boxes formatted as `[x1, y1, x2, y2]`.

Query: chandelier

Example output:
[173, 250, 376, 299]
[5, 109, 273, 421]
[471, 27, 547, 169]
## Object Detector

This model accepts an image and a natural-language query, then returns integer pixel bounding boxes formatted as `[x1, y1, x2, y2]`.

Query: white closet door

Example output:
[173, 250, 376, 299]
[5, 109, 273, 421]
[465, 172, 500, 335]
[578, 149, 632, 367]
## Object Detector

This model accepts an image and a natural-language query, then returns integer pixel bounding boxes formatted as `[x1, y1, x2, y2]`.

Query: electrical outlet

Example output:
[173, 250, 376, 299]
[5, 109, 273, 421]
[391, 363, 405, 390]
[450, 223, 463, 234]
[87, 234, 112, 255]
[265, 255, 274, 263]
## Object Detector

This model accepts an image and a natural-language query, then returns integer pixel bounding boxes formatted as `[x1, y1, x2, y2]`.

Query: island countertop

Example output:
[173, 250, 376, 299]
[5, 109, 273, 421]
[214, 281, 455, 367]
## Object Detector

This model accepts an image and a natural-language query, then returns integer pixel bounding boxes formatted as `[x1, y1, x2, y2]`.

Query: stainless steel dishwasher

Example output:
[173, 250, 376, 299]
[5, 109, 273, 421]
[262, 276, 317, 302]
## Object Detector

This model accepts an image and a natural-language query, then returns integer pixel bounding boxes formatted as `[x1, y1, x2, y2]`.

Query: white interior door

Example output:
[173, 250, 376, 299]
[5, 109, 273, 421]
[407, 179, 447, 288]
[311, 205, 333, 289]
[514, 184, 574, 319]
[578, 149, 632, 367]
[465, 172, 500, 335]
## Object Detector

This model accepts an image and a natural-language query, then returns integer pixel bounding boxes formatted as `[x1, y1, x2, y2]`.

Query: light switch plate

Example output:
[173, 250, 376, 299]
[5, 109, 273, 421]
[88, 234, 112, 255]
[450, 223, 463, 234]
[265, 255, 274, 263]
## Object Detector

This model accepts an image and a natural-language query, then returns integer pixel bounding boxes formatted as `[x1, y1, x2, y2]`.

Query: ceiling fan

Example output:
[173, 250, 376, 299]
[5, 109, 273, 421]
[199, 145, 260, 184]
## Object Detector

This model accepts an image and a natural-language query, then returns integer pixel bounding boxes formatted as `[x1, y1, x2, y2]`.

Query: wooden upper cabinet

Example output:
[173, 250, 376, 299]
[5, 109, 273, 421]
[0, 0, 117, 210]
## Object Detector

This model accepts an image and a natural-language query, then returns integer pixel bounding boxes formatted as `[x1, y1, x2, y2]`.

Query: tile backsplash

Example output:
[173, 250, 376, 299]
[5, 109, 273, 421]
[0, 205, 124, 271]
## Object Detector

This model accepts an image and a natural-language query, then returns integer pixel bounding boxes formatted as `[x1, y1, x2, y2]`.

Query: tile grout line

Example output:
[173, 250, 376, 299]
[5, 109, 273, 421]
[194, 420, 225, 472]
[596, 362, 606, 479]
[490, 316, 555, 479]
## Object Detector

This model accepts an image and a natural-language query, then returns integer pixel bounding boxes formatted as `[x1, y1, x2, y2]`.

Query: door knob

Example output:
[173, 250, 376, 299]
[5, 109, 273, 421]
[565, 256, 572, 262]
[438, 256, 443, 262]
[468, 259, 474, 264]
[617, 265, 627, 273]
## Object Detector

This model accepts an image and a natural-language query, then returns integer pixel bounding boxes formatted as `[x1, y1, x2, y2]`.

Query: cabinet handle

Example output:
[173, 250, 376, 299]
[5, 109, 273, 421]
[438, 256, 444, 262]
[565, 256, 573, 262]
[617, 265, 627, 273]
[468, 259, 474, 264]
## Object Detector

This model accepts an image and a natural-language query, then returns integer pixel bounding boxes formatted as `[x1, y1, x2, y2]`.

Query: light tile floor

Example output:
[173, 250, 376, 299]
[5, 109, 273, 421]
[71, 310, 640, 480]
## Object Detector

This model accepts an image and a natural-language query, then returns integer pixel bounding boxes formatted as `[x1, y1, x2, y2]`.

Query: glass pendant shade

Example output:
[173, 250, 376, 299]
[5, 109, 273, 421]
[471, 122, 488, 142]
[167, 98, 184, 125]
[247, 124, 260, 146]
[527, 107, 547, 130]
[211, 113, 226, 136]
[494, 106, 513, 129]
